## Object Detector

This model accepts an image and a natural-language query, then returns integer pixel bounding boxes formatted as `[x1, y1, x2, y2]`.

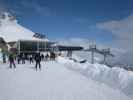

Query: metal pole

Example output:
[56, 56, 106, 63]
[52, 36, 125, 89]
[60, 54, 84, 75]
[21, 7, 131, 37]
[103, 55, 106, 64]
[37, 41, 39, 52]
[70, 51, 72, 57]
[67, 51, 72, 57]
[91, 50, 94, 64]
[45, 41, 46, 52]
[18, 40, 20, 54]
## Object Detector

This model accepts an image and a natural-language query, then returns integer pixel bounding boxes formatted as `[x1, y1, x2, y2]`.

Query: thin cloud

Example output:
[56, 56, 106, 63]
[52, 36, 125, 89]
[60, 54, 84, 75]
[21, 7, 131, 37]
[57, 38, 115, 63]
[97, 14, 133, 65]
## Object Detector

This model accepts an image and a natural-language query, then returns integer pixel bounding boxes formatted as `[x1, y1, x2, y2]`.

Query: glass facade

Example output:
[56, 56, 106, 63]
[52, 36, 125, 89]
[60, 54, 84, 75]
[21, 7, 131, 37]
[17, 40, 83, 53]
[18, 40, 54, 53]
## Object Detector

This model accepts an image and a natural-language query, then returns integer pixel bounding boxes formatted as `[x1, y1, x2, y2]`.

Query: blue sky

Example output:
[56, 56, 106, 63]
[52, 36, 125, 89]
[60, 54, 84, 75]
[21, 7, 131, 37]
[1, 0, 133, 43]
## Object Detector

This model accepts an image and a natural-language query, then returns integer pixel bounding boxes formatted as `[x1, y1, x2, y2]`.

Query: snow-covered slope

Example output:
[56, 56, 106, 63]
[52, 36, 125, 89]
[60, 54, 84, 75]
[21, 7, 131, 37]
[0, 12, 48, 42]
[0, 61, 132, 100]
[57, 57, 133, 98]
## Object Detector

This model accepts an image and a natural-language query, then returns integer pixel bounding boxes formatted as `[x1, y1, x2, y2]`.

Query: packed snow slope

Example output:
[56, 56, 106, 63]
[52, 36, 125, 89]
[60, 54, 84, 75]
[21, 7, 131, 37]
[0, 60, 132, 100]
[57, 56, 133, 98]
[0, 12, 48, 42]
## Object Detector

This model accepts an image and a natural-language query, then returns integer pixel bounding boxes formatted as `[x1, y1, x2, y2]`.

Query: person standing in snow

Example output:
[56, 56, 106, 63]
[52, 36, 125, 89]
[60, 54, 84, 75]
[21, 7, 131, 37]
[29, 55, 34, 64]
[50, 52, 56, 61]
[22, 53, 25, 64]
[17, 54, 21, 64]
[34, 53, 41, 70]
[45, 53, 49, 61]
[9, 54, 16, 68]
[2, 54, 6, 63]
[41, 54, 44, 61]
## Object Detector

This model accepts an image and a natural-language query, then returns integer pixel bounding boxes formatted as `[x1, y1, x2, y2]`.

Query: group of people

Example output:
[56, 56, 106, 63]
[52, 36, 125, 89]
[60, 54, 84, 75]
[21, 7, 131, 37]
[8, 52, 57, 71]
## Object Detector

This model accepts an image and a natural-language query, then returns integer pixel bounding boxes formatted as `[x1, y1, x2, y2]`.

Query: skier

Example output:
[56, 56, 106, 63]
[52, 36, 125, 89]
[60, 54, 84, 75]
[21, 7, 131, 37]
[2, 53, 6, 63]
[9, 54, 16, 68]
[29, 55, 34, 64]
[17, 54, 21, 64]
[34, 53, 41, 70]
[22, 53, 25, 64]
[45, 53, 49, 61]
[50, 52, 56, 60]
[41, 54, 44, 61]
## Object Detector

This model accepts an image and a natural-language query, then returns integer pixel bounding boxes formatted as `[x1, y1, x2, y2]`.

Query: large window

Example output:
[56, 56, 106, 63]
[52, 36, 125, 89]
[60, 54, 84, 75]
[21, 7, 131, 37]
[20, 41, 38, 52]
[19, 40, 54, 53]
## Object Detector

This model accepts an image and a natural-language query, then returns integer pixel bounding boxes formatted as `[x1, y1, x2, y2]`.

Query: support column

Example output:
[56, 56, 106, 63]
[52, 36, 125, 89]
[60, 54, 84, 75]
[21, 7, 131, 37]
[37, 41, 39, 52]
[45, 41, 46, 52]
[103, 55, 107, 64]
[18, 40, 20, 54]
[67, 50, 72, 57]
[91, 50, 94, 64]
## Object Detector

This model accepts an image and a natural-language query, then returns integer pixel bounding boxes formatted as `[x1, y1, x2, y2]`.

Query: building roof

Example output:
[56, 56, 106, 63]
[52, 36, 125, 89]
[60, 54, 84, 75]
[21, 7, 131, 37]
[0, 12, 49, 42]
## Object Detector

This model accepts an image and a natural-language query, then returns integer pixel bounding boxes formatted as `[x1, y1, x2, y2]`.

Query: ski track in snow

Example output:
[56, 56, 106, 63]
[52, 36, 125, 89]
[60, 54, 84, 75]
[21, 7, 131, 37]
[0, 61, 132, 100]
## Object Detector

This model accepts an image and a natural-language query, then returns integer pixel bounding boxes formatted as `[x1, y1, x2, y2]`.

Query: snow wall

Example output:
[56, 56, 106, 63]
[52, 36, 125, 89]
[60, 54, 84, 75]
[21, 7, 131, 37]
[57, 57, 133, 98]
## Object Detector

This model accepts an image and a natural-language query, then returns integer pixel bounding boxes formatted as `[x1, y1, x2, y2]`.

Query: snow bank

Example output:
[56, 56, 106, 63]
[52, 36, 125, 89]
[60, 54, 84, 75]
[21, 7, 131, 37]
[57, 57, 133, 98]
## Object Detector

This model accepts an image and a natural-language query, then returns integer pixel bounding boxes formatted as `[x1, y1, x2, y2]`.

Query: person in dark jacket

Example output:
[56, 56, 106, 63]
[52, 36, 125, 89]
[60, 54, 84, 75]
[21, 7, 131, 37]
[9, 54, 16, 68]
[50, 52, 56, 61]
[2, 53, 6, 63]
[45, 53, 49, 61]
[17, 54, 21, 64]
[34, 53, 41, 70]
[41, 54, 44, 61]
[22, 54, 25, 64]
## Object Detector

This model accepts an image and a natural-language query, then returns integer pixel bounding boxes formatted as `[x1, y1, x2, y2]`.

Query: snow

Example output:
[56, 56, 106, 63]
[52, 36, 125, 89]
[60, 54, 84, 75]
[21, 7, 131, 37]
[0, 60, 132, 100]
[0, 12, 132, 99]
[57, 56, 133, 98]
[0, 12, 48, 42]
